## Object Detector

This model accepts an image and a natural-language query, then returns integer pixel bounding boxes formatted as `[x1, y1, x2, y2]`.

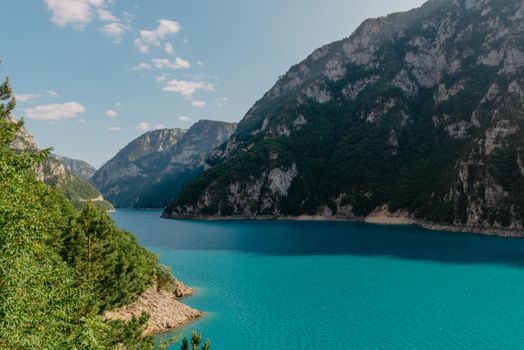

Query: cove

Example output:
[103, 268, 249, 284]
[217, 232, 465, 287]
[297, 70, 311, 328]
[112, 209, 524, 349]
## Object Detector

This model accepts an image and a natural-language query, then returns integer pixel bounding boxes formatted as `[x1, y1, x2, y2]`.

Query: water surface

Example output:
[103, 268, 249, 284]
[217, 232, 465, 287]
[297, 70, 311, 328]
[112, 210, 524, 349]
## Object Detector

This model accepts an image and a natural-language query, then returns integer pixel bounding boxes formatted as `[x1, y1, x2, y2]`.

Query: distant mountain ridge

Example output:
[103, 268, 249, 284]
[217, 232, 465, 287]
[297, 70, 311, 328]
[165, 0, 524, 233]
[52, 154, 96, 181]
[91, 120, 236, 208]
[10, 120, 114, 211]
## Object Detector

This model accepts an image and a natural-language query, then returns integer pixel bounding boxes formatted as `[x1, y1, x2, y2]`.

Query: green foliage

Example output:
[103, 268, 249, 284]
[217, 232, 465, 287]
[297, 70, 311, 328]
[60, 203, 158, 312]
[155, 264, 178, 293]
[167, 1, 524, 228]
[0, 76, 205, 348]
[0, 81, 113, 348]
[57, 173, 115, 211]
[180, 332, 210, 350]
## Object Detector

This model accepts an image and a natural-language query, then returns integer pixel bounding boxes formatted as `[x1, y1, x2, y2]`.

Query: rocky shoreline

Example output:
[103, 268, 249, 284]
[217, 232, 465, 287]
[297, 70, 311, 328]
[104, 280, 202, 335]
[163, 213, 524, 238]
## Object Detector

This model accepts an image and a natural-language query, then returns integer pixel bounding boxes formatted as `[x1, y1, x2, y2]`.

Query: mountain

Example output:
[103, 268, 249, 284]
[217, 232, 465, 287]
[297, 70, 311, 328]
[165, 0, 524, 233]
[10, 121, 114, 211]
[52, 154, 96, 181]
[91, 120, 236, 208]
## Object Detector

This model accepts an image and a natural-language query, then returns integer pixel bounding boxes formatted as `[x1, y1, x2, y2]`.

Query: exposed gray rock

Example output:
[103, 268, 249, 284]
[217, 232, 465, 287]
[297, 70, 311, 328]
[484, 119, 518, 155]
[392, 70, 418, 97]
[52, 154, 96, 181]
[343, 76, 380, 100]
[268, 164, 298, 197]
[92, 120, 236, 208]
[9, 119, 112, 210]
[166, 0, 524, 233]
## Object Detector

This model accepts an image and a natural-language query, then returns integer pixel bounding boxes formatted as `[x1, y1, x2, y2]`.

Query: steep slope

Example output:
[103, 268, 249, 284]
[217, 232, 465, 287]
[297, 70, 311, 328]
[52, 154, 96, 180]
[92, 120, 236, 208]
[91, 128, 187, 207]
[10, 122, 114, 211]
[166, 0, 524, 232]
[1, 114, 199, 348]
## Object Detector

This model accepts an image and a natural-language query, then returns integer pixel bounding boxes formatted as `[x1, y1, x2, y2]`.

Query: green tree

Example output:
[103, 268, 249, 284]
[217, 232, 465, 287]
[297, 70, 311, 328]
[60, 203, 158, 312]
[0, 74, 210, 349]
[180, 331, 210, 350]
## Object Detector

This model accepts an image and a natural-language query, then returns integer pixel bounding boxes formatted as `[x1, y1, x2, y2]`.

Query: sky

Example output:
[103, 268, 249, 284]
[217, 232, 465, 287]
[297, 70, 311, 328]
[2, 0, 425, 167]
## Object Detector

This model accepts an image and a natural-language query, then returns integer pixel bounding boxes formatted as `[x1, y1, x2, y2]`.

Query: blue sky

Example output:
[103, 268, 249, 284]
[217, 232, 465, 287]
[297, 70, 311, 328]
[3, 0, 425, 167]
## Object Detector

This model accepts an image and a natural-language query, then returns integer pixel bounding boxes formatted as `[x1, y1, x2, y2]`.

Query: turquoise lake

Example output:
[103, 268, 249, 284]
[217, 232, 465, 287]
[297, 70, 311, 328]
[112, 210, 524, 349]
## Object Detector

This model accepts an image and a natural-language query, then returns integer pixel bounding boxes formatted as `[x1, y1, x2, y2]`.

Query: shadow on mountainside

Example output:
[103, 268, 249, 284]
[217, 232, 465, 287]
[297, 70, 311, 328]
[113, 210, 524, 268]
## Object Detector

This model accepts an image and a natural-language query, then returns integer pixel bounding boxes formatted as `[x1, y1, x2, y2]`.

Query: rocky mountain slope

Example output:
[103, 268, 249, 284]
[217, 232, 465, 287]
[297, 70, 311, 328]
[10, 121, 114, 211]
[165, 0, 524, 233]
[52, 154, 96, 180]
[91, 120, 236, 208]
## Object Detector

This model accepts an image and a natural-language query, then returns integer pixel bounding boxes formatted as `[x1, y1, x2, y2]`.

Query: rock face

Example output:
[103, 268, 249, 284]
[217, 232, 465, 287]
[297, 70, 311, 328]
[103, 286, 202, 335]
[10, 121, 114, 211]
[91, 120, 236, 208]
[166, 0, 524, 232]
[52, 154, 96, 181]
[174, 280, 195, 297]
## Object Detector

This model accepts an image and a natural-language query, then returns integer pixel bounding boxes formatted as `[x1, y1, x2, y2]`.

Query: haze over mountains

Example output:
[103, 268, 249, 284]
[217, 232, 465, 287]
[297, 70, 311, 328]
[34, 0, 524, 234]
[51, 154, 97, 181]
[162, 0, 524, 232]
[91, 120, 236, 208]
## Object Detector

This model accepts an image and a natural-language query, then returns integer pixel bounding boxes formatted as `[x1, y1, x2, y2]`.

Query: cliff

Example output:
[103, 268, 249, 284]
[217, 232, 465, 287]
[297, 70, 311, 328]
[52, 154, 97, 181]
[104, 282, 201, 335]
[9, 119, 114, 211]
[92, 120, 236, 208]
[166, 0, 524, 233]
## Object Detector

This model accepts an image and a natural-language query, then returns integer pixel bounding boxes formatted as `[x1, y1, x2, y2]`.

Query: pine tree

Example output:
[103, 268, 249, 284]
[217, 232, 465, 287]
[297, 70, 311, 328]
[180, 331, 210, 350]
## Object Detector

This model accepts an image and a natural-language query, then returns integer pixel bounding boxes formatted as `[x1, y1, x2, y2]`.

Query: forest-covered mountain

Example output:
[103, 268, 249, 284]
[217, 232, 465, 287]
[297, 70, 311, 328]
[92, 120, 236, 208]
[52, 154, 97, 181]
[10, 121, 114, 211]
[166, 0, 524, 232]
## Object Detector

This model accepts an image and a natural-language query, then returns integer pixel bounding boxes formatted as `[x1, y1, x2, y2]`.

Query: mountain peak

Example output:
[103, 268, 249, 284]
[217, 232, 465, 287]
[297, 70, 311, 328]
[166, 0, 524, 232]
[92, 120, 236, 208]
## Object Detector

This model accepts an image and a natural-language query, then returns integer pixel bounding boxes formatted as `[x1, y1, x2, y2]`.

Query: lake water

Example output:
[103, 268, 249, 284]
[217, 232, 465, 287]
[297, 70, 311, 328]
[112, 209, 524, 349]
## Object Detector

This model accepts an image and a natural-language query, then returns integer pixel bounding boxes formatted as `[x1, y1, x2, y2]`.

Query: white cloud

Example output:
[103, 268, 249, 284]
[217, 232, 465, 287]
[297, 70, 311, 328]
[45, 0, 104, 29]
[15, 93, 41, 103]
[133, 57, 190, 71]
[164, 42, 174, 55]
[131, 62, 152, 71]
[15, 90, 60, 103]
[162, 79, 213, 98]
[196, 61, 204, 66]
[99, 10, 132, 42]
[134, 19, 181, 53]
[25, 102, 85, 121]
[44, 90, 60, 98]
[108, 126, 121, 131]
[155, 124, 166, 129]
[114, 102, 121, 108]
[178, 116, 191, 122]
[173, 57, 190, 68]
[162, 79, 213, 108]
[101, 22, 129, 42]
[105, 109, 118, 118]
[97, 8, 117, 21]
[191, 100, 206, 108]
[137, 122, 151, 131]
[151, 57, 190, 69]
